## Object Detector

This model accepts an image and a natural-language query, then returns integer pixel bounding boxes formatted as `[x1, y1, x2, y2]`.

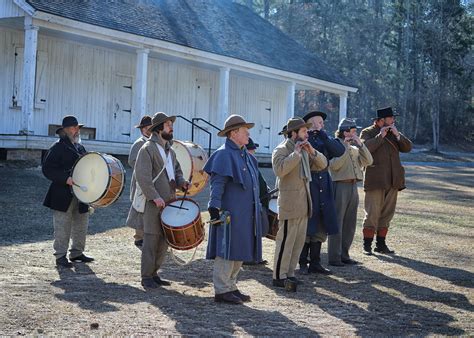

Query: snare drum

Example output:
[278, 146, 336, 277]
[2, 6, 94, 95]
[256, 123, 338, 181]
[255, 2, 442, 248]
[71, 152, 125, 208]
[160, 198, 204, 250]
[172, 140, 208, 197]
[266, 197, 279, 240]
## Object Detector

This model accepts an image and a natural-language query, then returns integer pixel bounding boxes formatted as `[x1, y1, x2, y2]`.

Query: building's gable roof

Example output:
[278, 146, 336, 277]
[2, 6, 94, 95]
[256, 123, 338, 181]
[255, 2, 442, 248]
[25, 0, 355, 88]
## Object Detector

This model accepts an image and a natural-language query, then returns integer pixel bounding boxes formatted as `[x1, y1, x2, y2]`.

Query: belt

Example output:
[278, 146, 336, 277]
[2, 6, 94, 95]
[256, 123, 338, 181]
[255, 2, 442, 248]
[338, 179, 357, 184]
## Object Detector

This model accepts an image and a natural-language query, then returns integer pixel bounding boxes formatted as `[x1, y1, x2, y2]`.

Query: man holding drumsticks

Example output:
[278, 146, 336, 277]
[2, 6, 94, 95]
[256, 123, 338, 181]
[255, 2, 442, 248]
[134, 112, 189, 289]
[42, 115, 93, 268]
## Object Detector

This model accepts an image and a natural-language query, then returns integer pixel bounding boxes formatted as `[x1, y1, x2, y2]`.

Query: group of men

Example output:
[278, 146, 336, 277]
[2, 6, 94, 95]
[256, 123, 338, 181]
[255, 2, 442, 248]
[42, 106, 412, 305]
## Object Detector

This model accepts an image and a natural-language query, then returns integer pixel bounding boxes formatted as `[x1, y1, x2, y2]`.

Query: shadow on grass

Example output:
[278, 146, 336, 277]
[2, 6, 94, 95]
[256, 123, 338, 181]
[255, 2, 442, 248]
[52, 263, 319, 336]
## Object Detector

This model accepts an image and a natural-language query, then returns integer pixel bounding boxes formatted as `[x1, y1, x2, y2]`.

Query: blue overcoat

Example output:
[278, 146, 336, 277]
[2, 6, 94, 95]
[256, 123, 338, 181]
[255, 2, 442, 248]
[307, 130, 345, 236]
[204, 139, 263, 262]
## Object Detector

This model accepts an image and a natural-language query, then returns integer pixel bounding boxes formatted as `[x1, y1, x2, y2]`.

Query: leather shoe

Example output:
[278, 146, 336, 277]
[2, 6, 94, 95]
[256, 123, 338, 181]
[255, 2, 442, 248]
[342, 258, 359, 265]
[141, 278, 158, 289]
[215, 292, 243, 304]
[152, 275, 171, 286]
[70, 254, 94, 263]
[308, 263, 332, 275]
[272, 278, 286, 288]
[232, 289, 251, 302]
[374, 245, 395, 254]
[288, 276, 303, 285]
[328, 261, 345, 267]
[56, 256, 72, 268]
[134, 240, 143, 250]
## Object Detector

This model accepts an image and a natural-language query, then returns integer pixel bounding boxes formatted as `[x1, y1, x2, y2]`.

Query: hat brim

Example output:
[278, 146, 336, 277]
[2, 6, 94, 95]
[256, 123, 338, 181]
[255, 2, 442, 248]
[372, 113, 399, 120]
[302, 111, 327, 122]
[56, 124, 84, 134]
[149, 116, 176, 131]
[285, 122, 312, 134]
[217, 122, 255, 137]
[134, 123, 152, 129]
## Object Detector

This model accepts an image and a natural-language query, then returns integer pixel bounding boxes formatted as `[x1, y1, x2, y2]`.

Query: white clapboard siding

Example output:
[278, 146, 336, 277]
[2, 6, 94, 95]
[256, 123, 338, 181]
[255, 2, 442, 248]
[0, 0, 25, 18]
[229, 73, 288, 153]
[1, 26, 290, 154]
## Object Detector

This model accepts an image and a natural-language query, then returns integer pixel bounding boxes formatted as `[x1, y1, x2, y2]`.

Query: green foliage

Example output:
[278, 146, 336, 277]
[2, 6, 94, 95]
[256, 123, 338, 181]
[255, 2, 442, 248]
[241, 0, 473, 148]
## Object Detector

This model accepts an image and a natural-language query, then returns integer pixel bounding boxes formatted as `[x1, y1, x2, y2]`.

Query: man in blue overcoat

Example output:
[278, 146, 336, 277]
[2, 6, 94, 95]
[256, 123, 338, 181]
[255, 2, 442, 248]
[204, 114, 263, 305]
[300, 111, 345, 274]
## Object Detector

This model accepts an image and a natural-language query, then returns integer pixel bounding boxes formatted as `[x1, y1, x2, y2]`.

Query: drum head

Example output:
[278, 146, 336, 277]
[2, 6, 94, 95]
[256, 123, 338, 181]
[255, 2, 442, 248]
[72, 153, 109, 203]
[161, 199, 200, 227]
[172, 141, 192, 181]
[269, 198, 278, 214]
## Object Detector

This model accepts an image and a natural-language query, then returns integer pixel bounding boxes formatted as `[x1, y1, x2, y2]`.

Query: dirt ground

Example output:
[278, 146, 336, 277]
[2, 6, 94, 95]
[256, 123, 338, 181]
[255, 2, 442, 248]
[0, 156, 473, 336]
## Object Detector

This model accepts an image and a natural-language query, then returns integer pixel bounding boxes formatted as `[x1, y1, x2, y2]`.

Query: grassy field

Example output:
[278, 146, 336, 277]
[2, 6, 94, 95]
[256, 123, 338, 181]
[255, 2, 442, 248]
[0, 161, 472, 335]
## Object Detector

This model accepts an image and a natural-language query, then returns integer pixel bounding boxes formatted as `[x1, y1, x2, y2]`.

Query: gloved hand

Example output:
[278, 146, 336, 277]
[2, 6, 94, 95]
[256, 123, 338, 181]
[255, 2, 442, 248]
[318, 129, 328, 140]
[208, 207, 220, 221]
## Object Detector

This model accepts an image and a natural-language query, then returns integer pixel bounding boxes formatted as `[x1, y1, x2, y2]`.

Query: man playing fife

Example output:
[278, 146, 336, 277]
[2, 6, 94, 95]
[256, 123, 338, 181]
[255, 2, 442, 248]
[360, 107, 412, 255]
[272, 117, 327, 290]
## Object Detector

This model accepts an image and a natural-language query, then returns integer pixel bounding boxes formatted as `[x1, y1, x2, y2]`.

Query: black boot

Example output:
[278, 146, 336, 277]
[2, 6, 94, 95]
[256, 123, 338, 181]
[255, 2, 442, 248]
[308, 241, 331, 275]
[299, 242, 310, 272]
[374, 236, 395, 254]
[363, 238, 373, 255]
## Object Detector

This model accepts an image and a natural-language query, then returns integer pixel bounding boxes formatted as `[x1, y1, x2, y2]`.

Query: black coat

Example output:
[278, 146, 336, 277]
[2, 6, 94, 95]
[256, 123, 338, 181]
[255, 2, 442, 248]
[42, 137, 89, 213]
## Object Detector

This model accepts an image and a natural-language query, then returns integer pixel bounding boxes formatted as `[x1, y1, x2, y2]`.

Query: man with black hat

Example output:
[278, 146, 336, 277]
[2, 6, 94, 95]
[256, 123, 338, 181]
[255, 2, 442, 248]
[328, 118, 373, 265]
[126, 115, 152, 249]
[360, 107, 412, 255]
[204, 115, 264, 304]
[133, 112, 189, 289]
[272, 117, 327, 290]
[299, 111, 345, 274]
[42, 115, 94, 268]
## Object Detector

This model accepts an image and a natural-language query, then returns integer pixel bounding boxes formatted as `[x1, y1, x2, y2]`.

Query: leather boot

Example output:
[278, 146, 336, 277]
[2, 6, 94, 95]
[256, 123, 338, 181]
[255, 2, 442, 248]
[374, 236, 395, 254]
[363, 238, 373, 255]
[308, 241, 331, 275]
[299, 242, 310, 271]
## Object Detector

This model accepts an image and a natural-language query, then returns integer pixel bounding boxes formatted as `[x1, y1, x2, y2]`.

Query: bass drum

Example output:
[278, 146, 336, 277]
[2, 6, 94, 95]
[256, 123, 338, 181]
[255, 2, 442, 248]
[72, 152, 125, 208]
[172, 140, 208, 197]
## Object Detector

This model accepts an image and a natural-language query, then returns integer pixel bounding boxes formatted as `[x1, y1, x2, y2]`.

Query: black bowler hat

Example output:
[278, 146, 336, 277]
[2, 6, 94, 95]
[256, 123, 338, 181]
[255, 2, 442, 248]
[374, 107, 399, 119]
[135, 115, 152, 129]
[56, 115, 84, 134]
[302, 110, 327, 122]
[278, 125, 287, 136]
[246, 138, 259, 150]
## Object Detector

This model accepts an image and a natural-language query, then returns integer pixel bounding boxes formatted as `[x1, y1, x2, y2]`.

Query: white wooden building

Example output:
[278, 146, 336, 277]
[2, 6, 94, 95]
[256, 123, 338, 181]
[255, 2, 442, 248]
[0, 0, 357, 160]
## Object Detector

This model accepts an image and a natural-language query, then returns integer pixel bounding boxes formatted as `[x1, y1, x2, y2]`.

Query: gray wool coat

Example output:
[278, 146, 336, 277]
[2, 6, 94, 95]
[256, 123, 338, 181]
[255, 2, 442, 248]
[126, 132, 185, 235]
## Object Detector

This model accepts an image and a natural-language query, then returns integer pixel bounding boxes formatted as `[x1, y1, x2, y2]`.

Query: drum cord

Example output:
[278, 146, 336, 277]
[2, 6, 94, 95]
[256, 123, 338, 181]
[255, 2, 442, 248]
[168, 244, 201, 266]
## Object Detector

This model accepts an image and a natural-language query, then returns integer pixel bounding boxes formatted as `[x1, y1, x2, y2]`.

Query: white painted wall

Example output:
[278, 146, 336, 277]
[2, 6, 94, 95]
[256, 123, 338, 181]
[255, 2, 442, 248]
[0, 27, 291, 153]
[0, 0, 25, 18]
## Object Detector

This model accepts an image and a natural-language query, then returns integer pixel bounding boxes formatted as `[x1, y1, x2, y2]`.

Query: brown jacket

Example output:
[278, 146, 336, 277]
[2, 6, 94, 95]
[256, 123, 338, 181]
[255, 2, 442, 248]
[272, 138, 327, 220]
[360, 125, 412, 191]
[134, 132, 185, 234]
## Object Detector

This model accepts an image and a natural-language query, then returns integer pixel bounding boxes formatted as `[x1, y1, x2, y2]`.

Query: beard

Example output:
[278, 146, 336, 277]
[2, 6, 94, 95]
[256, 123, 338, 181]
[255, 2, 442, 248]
[67, 132, 81, 144]
[161, 131, 173, 141]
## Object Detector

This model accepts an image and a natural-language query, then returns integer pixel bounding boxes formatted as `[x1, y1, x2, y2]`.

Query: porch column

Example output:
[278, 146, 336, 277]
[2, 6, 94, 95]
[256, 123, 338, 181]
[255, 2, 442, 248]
[286, 81, 295, 120]
[217, 67, 230, 130]
[132, 48, 149, 139]
[339, 92, 348, 121]
[20, 16, 39, 135]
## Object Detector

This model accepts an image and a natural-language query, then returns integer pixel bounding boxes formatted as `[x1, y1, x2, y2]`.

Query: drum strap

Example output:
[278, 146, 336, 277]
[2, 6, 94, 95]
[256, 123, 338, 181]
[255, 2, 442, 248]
[156, 144, 175, 182]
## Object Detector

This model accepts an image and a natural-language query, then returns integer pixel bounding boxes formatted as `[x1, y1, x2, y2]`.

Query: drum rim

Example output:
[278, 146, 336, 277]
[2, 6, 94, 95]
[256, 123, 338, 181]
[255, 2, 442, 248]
[173, 140, 209, 197]
[161, 197, 201, 229]
[72, 152, 126, 207]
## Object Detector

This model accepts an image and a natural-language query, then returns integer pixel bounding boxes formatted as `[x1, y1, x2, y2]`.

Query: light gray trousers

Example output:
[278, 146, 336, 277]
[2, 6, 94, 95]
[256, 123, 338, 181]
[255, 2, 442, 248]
[328, 182, 359, 263]
[213, 256, 242, 294]
[53, 197, 89, 259]
[141, 232, 168, 279]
